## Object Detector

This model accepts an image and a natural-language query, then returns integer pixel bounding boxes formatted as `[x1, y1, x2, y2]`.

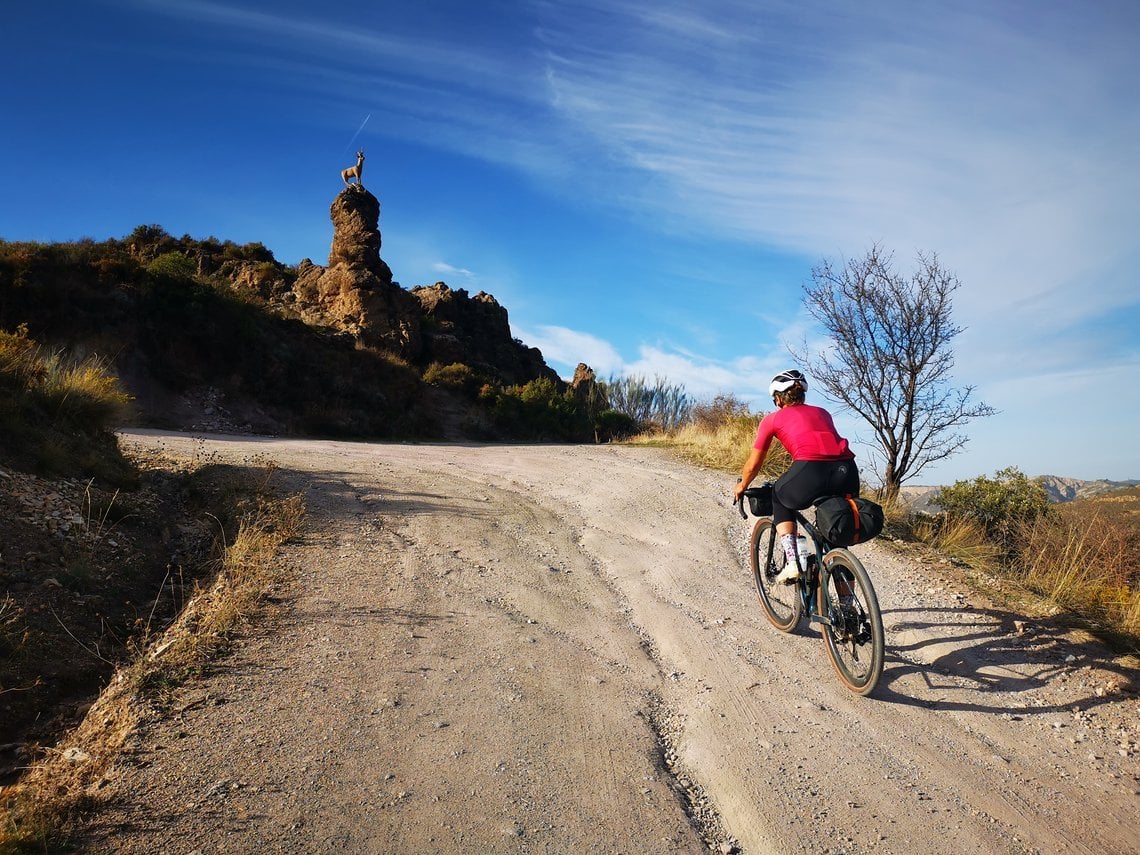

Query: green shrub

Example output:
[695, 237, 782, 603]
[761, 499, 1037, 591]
[594, 409, 638, 442]
[222, 240, 274, 263]
[146, 252, 196, 281]
[423, 362, 483, 397]
[483, 377, 590, 441]
[934, 466, 1055, 549]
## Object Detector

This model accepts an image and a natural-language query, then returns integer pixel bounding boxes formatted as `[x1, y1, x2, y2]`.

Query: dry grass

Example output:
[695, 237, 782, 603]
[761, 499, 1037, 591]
[1014, 507, 1139, 643]
[0, 490, 304, 853]
[912, 513, 1004, 573]
[138, 492, 305, 683]
[35, 352, 132, 429]
[630, 412, 791, 479]
[907, 495, 1139, 650]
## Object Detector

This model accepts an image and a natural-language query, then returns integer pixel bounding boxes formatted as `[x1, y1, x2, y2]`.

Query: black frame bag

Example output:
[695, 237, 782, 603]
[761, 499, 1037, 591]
[814, 495, 884, 546]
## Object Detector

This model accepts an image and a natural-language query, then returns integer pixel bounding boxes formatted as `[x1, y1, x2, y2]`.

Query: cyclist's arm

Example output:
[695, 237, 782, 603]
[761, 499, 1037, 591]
[734, 446, 766, 502]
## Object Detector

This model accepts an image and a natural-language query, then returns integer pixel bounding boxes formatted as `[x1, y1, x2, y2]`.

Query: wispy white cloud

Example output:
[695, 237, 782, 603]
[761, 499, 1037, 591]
[623, 345, 769, 401]
[431, 261, 477, 282]
[518, 324, 793, 404]
[517, 325, 624, 376]
[534, 0, 1140, 380]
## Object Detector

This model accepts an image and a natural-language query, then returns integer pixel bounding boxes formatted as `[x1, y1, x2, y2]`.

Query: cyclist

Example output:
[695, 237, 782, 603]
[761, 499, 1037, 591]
[733, 369, 860, 583]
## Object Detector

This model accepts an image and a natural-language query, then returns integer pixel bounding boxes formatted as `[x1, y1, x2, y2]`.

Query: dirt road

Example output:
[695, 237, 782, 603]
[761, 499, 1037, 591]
[77, 431, 1138, 853]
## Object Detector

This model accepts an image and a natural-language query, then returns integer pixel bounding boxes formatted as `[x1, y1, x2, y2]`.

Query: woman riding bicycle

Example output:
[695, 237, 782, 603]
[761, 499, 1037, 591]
[733, 370, 860, 583]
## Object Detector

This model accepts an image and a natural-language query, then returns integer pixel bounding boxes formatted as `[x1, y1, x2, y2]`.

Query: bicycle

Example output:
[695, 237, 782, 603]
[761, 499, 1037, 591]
[736, 483, 885, 695]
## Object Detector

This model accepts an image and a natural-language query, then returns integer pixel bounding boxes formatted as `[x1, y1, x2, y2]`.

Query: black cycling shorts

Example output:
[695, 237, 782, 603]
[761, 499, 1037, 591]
[772, 459, 860, 525]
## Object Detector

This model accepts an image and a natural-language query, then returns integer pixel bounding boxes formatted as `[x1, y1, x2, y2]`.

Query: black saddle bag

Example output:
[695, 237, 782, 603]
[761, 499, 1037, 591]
[814, 495, 884, 546]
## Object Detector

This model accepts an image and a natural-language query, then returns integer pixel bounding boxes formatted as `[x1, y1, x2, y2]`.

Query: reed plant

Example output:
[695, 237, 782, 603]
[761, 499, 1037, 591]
[601, 374, 692, 432]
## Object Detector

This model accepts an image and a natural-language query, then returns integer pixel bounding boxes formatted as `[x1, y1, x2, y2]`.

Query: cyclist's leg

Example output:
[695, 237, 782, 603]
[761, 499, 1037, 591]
[772, 463, 815, 581]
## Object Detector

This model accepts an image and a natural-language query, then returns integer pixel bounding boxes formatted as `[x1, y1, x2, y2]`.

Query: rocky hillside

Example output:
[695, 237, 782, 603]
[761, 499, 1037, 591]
[0, 187, 592, 440]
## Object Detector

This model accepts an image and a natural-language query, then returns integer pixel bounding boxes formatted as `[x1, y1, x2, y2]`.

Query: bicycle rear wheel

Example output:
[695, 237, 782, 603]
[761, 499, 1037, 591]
[819, 549, 883, 694]
[750, 518, 802, 631]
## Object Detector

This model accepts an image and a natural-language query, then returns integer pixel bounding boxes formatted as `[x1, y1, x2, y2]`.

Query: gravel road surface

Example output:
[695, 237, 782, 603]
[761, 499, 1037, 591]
[75, 431, 1139, 854]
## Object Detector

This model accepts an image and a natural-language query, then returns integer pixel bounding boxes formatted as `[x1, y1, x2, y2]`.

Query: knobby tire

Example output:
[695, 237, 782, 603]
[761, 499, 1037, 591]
[749, 518, 801, 632]
[819, 549, 884, 695]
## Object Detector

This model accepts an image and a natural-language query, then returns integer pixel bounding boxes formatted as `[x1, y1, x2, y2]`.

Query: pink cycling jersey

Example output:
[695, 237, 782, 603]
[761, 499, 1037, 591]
[753, 404, 854, 461]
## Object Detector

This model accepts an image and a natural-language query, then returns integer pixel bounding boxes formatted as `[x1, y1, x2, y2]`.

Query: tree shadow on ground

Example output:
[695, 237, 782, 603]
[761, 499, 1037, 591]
[870, 604, 1137, 714]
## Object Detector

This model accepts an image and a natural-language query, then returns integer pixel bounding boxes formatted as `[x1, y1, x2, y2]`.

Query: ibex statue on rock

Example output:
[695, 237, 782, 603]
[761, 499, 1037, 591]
[342, 150, 365, 187]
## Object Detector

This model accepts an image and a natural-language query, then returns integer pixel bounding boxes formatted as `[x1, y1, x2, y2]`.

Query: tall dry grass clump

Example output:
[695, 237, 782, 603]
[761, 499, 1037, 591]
[1015, 506, 1139, 641]
[0, 325, 134, 483]
[911, 513, 1004, 572]
[34, 352, 132, 428]
[631, 393, 792, 478]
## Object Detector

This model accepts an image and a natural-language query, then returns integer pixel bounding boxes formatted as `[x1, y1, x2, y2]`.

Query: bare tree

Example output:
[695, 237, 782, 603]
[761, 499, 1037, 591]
[794, 244, 995, 501]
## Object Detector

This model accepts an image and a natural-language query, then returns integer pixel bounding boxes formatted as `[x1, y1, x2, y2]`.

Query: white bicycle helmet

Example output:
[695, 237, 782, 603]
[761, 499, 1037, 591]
[768, 369, 807, 397]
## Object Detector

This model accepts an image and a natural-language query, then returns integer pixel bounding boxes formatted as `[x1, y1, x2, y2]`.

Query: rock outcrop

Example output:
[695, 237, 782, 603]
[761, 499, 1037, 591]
[569, 363, 602, 404]
[291, 187, 420, 356]
[286, 185, 561, 387]
[412, 283, 557, 386]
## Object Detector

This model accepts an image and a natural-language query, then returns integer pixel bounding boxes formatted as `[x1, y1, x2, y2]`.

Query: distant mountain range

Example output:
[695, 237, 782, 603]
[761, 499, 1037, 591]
[1035, 475, 1140, 503]
[899, 476, 1139, 512]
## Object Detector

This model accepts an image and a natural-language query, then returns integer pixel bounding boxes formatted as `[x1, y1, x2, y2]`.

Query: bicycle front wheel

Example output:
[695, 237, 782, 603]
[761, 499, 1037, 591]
[819, 549, 884, 695]
[750, 518, 802, 632]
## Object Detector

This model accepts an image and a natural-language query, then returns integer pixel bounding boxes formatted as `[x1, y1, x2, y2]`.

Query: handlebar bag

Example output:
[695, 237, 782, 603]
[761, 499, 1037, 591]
[814, 495, 884, 546]
[743, 483, 773, 516]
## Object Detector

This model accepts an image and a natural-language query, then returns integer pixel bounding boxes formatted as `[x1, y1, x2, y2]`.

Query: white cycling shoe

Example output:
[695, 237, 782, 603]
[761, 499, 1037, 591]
[775, 559, 801, 585]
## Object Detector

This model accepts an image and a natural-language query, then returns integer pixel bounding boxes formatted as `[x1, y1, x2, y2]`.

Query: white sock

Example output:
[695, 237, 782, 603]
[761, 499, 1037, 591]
[782, 533, 798, 561]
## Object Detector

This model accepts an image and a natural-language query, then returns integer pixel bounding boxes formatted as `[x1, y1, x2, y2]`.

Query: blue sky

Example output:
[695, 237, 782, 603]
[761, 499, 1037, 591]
[3, 1, 1138, 485]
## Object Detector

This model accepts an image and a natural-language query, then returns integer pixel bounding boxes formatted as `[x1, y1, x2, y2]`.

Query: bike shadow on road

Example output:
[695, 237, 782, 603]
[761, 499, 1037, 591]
[867, 604, 1137, 714]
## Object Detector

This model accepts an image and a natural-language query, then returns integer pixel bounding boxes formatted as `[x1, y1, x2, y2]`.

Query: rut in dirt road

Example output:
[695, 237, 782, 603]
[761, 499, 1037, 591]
[74, 433, 1139, 854]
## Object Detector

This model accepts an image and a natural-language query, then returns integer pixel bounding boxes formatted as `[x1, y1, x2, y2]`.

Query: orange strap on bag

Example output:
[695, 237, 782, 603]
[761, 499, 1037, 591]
[845, 494, 861, 544]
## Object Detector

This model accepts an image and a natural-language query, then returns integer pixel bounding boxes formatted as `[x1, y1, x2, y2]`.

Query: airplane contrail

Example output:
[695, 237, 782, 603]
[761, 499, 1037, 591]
[344, 114, 371, 154]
